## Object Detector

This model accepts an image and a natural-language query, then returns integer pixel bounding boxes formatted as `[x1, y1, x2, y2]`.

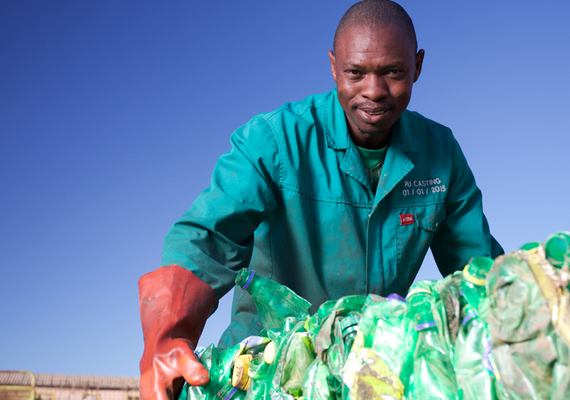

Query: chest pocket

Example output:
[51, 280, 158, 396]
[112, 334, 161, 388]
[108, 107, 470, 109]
[395, 203, 446, 289]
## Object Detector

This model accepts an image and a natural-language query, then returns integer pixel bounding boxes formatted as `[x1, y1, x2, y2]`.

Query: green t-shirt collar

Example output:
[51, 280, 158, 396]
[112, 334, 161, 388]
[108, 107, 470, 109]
[355, 145, 388, 170]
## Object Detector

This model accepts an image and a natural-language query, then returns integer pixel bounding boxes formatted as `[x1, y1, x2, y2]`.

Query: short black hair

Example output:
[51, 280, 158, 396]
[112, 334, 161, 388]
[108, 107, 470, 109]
[333, 0, 417, 53]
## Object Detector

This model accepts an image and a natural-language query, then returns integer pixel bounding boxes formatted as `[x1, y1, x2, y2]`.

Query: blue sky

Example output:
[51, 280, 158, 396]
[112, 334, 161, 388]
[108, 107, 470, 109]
[1, 0, 569, 377]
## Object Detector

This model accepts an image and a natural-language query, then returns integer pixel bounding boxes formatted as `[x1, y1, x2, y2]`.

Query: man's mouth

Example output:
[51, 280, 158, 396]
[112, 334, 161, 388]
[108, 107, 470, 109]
[350, 103, 395, 125]
[359, 108, 390, 119]
[353, 103, 393, 117]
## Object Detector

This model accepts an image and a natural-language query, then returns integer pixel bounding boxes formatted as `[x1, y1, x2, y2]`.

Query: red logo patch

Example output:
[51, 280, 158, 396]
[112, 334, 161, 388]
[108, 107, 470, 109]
[400, 214, 414, 226]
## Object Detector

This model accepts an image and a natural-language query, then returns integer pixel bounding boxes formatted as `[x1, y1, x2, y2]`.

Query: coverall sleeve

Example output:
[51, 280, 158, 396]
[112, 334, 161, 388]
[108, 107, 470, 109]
[161, 117, 280, 300]
[430, 137, 503, 276]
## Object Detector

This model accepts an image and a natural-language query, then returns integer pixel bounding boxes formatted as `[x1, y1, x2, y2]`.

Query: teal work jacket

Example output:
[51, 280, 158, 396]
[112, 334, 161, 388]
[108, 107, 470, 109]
[162, 89, 503, 347]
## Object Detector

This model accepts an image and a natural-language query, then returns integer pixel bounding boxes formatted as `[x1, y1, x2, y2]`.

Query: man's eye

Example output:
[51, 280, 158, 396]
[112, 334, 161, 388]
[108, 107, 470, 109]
[346, 70, 361, 76]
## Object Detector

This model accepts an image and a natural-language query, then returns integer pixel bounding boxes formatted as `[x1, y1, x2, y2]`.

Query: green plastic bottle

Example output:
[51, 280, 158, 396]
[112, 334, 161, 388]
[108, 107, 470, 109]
[407, 282, 458, 400]
[341, 294, 408, 400]
[235, 268, 312, 331]
[545, 231, 570, 269]
[302, 360, 334, 400]
[454, 287, 499, 400]
[368, 294, 409, 377]
[462, 256, 493, 313]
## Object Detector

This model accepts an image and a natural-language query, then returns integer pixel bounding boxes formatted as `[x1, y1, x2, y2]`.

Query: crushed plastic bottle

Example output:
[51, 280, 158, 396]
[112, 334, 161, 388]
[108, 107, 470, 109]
[407, 281, 458, 400]
[303, 360, 334, 400]
[451, 258, 502, 400]
[462, 256, 494, 313]
[313, 295, 366, 398]
[485, 247, 570, 399]
[341, 294, 408, 400]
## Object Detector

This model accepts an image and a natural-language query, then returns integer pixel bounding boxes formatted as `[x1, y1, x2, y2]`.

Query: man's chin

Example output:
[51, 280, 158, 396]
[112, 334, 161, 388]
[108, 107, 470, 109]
[357, 126, 391, 137]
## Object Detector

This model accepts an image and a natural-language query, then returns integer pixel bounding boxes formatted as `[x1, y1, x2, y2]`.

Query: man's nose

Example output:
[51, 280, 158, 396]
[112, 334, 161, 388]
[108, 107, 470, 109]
[361, 75, 388, 101]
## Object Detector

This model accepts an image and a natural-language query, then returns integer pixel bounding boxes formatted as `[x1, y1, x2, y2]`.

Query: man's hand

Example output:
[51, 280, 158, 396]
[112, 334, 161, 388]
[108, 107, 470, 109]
[139, 265, 216, 400]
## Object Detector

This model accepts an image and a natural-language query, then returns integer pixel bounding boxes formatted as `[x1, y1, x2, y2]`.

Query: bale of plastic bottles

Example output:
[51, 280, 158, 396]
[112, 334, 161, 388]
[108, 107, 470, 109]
[178, 231, 570, 400]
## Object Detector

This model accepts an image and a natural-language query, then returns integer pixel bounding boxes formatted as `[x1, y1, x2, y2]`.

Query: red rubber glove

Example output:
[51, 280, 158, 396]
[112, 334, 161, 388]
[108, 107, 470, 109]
[139, 265, 216, 400]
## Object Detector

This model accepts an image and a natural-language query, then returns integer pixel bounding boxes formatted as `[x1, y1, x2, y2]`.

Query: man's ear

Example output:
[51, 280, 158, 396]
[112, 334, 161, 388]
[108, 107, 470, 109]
[328, 50, 337, 83]
[413, 49, 425, 83]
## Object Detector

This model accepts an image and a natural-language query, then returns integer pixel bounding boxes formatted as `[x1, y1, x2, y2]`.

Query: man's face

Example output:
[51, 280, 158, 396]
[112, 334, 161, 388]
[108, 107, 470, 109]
[329, 24, 424, 149]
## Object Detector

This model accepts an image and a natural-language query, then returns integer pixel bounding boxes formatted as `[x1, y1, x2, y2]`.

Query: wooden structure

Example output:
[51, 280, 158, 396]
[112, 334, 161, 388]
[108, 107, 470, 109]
[0, 371, 139, 400]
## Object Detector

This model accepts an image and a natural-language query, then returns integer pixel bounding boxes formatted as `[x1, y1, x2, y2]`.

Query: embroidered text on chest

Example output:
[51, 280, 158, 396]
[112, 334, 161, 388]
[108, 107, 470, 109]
[402, 178, 446, 196]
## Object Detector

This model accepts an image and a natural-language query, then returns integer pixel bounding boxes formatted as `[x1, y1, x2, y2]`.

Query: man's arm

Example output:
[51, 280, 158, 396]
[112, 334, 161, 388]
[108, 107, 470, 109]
[163, 116, 281, 298]
[139, 116, 281, 399]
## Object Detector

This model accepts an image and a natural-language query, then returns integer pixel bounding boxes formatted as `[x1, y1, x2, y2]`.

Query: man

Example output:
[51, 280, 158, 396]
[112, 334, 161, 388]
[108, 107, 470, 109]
[138, 1, 503, 399]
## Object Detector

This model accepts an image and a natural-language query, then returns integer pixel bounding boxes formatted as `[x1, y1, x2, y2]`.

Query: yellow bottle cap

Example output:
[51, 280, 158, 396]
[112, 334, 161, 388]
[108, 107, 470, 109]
[231, 354, 253, 390]
[263, 341, 276, 365]
[463, 256, 493, 286]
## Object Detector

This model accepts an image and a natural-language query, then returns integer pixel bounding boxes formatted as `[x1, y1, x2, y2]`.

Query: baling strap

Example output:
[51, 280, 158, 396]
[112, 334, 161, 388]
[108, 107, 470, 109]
[415, 321, 436, 331]
[223, 387, 238, 400]
[462, 311, 477, 326]
[241, 270, 255, 290]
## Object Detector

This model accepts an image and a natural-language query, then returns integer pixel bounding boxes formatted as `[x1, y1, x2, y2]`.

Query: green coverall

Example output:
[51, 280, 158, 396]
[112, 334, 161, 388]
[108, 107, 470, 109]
[162, 89, 503, 347]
